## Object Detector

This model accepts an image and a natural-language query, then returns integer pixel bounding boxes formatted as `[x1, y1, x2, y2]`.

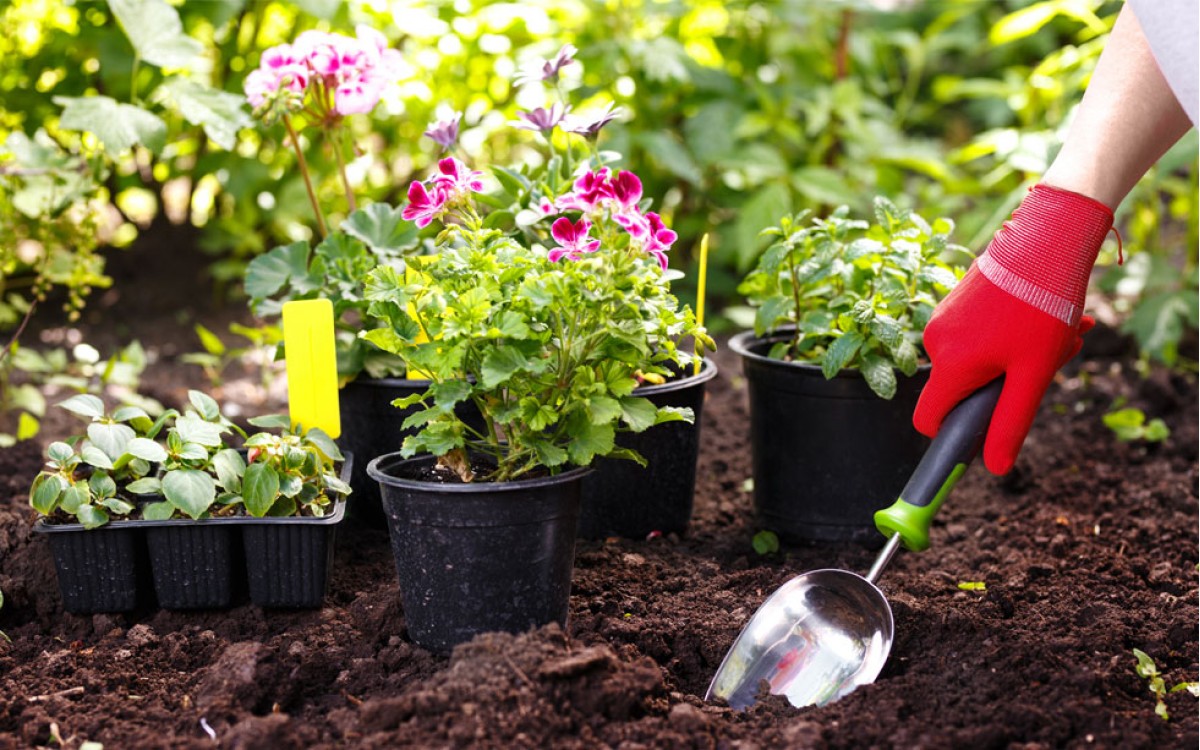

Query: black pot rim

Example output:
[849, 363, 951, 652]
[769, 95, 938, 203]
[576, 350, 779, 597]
[344, 374, 432, 389]
[632, 357, 718, 396]
[729, 329, 931, 379]
[367, 451, 592, 494]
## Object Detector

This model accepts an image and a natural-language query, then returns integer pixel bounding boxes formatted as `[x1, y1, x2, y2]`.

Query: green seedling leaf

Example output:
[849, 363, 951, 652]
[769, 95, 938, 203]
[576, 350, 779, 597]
[60, 483, 89, 514]
[125, 477, 162, 495]
[188, 390, 221, 421]
[112, 406, 153, 432]
[57, 394, 105, 420]
[81, 445, 115, 470]
[88, 472, 117, 499]
[16, 412, 40, 441]
[162, 469, 216, 519]
[957, 581, 987, 591]
[55, 96, 167, 154]
[172, 414, 226, 447]
[752, 530, 780, 556]
[142, 501, 175, 520]
[47, 442, 74, 464]
[306, 428, 344, 461]
[30, 474, 65, 515]
[242, 462, 281, 517]
[177, 442, 210, 461]
[125, 437, 168, 463]
[212, 449, 246, 492]
[100, 497, 136, 515]
[247, 414, 293, 430]
[75, 503, 109, 530]
[87, 422, 136, 461]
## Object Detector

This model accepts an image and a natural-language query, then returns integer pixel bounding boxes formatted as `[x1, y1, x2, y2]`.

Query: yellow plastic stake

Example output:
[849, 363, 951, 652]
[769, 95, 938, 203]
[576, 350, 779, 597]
[694, 233, 709, 376]
[282, 299, 341, 438]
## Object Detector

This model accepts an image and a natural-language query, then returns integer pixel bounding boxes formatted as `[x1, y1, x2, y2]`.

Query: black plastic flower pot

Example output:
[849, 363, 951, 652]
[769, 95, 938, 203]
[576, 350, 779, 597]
[577, 358, 718, 539]
[240, 454, 353, 608]
[368, 452, 587, 653]
[33, 522, 147, 614]
[144, 523, 241, 610]
[338, 376, 483, 530]
[730, 329, 931, 545]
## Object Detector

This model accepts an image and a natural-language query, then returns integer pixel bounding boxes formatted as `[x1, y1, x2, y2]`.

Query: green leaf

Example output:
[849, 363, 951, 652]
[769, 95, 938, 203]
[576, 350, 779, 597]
[619, 397, 659, 433]
[654, 406, 693, 425]
[636, 132, 702, 185]
[81, 445, 115, 470]
[87, 422, 136, 461]
[247, 413, 292, 430]
[48, 442, 74, 463]
[162, 469, 217, 519]
[125, 477, 162, 495]
[57, 394, 105, 420]
[752, 530, 780, 556]
[242, 462, 281, 517]
[157, 77, 250, 150]
[89, 472, 116, 500]
[172, 413, 226, 447]
[306, 428, 344, 461]
[530, 439, 569, 468]
[861, 353, 897, 400]
[75, 504, 109, 530]
[112, 406, 153, 432]
[100, 497, 136, 515]
[791, 166, 859, 208]
[245, 242, 310, 300]
[480, 346, 527, 389]
[16, 412, 40, 441]
[821, 331, 865, 379]
[54, 96, 167, 154]
[188, 390, 221, 421]
[30, 474, 64, 515]
[125, 437, 168, 463]
[177, 442, 210, 461]
[342, 203, 419, 255]
[1143, 419, 1170, 442]
[212, 448, 246, 492]
[566, 414, 615, 466]
[586, 396, 623, 426]
[735, 182, 793, 271]
[109, 0, 206, 69]
[60, 484, 89, 514]
[142, 501, 175, 520]
[194, 324, 227, 356]
[278, 474, 303, 498]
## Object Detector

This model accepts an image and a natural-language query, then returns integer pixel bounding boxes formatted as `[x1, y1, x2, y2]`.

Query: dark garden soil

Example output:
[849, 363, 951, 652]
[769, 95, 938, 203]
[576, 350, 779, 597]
[2, 247, 1198, 747]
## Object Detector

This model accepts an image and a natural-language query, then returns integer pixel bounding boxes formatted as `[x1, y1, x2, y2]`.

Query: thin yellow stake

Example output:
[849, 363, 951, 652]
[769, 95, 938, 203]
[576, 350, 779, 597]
[695, 233, 709, 376]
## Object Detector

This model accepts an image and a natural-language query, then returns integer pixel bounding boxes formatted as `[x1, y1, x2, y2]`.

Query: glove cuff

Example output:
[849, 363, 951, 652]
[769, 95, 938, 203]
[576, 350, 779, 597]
[978, 184, 1113, 326]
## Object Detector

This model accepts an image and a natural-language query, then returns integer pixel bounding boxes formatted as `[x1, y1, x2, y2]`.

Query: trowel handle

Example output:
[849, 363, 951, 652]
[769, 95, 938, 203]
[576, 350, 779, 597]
[873, 378, 1004, 552]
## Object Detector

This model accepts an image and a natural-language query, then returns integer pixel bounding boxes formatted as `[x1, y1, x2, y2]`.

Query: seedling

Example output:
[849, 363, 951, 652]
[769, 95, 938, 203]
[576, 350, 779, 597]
[1103, 406, 1169, 443]
[740, 199, 970, 399]
[956, 581, 986, 591]
[1132, 648, 1199, 720]
[752, 530, 780, 556]
[181, 322, 282, 392]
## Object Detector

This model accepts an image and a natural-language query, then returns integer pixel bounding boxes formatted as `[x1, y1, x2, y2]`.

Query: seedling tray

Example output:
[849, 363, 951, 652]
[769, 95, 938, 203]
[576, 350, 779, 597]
[33, 522, 147, 614]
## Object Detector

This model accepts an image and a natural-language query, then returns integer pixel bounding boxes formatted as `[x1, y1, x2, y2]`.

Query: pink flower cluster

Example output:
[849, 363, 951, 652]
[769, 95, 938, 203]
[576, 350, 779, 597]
[401, 158, 486, 228]
[552, 169, 676, 269]
[244, 26, 402, 116]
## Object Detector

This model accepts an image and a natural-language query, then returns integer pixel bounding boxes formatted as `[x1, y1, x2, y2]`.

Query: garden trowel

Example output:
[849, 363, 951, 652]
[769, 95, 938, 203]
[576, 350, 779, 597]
[282, 299, 341, 437]
[706, 379, 1005, 711]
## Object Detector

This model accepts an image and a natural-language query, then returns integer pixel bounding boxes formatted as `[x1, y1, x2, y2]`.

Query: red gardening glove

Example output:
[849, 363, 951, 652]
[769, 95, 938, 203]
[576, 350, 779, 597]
[914, 184, 1113, 475]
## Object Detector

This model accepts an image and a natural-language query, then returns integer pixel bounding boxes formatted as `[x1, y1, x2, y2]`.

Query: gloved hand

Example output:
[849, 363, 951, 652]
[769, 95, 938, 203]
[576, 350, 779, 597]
[914, 184, 1113, 475]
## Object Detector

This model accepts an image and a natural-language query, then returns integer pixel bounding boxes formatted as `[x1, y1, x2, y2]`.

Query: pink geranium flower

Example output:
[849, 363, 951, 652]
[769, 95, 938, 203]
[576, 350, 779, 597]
[433, 157, 485, 197]
[557, 168, 611, 212]
[642, 212, 676, 270]
[606, 170, 642, 215]
[401, 181, 448, 228]
[548, 217, 601, 262]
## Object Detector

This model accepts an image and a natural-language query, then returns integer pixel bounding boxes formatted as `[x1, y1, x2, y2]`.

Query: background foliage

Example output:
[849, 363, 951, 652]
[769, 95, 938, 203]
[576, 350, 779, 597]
[1, 0, 1196, 361]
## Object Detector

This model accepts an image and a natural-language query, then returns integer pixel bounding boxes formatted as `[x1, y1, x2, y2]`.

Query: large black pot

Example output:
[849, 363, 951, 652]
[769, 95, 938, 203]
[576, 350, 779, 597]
[730, 330, 930, 544]
[577, 358, 718, 539]
[368, 453, 587, 653]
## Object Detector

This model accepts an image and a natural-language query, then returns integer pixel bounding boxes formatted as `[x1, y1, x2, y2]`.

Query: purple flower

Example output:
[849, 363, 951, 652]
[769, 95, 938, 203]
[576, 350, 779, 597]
[401, 180, 448, 228]
[424, 113, 461, 150]
[513, 104, 569, 133]
[548, 217, 601, 262]
[562, 103, 623, 138]
[514, 43, 577, 87]
[432, 157, 485, 197]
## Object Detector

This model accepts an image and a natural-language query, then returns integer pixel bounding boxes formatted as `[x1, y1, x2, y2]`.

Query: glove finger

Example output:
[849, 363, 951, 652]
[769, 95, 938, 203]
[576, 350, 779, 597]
[913, 359, 998, 438]
[982, 367, 1055, 476]
[1078, 314, 1096, 336]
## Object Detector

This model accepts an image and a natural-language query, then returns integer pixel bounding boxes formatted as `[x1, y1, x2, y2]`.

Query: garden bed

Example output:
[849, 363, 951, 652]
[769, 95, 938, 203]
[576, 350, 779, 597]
[1, 337, 1197, 749]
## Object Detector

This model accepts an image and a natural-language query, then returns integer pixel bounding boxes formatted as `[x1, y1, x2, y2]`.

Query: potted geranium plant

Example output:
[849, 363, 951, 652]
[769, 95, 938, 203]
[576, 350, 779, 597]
[363, 45, 713, 652]
[241, 26, 458, 526]
[30, 392, 352, 611]
[731, 198, 970, 543]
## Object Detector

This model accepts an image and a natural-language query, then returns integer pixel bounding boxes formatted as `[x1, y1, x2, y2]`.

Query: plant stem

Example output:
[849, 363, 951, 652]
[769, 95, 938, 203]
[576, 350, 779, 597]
[333, 126, 357, 214]
[283, 114, 327, 237]
[787, 245, 804, 355]
[130, 54, 141, 104]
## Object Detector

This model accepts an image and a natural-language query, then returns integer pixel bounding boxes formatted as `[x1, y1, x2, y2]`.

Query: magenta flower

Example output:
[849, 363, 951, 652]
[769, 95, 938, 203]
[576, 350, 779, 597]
[607, 170, 643, 214]
[556, 167, 611, 212]
[537, 197, 556, 215]
[243, 44, 308, 107]
[513, 104, 569, 134]
[432, 157, 485, 197]
[548, 217, 601, 262]
[642, 212, 676, 270]
[401, 181, 448, 228]
[562, 103, 623, 138]
[514, 43, 578, 87]
[424, 114, 461, 151]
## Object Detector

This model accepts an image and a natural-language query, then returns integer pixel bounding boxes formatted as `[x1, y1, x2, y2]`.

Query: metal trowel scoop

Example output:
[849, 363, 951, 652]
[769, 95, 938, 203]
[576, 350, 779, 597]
[706, 379, 1004, 710]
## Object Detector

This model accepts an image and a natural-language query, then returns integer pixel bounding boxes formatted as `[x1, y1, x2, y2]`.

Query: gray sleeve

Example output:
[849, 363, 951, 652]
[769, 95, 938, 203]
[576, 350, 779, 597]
[1127, 0, 1199, 125]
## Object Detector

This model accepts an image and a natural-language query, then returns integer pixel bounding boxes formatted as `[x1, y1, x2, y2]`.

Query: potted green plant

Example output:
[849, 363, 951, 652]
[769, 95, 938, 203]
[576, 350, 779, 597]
[30, 392, 352, 611]
[363, 47, 711, 652]
[730, 198, 969, 543]
[241, 27, 465, 527]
